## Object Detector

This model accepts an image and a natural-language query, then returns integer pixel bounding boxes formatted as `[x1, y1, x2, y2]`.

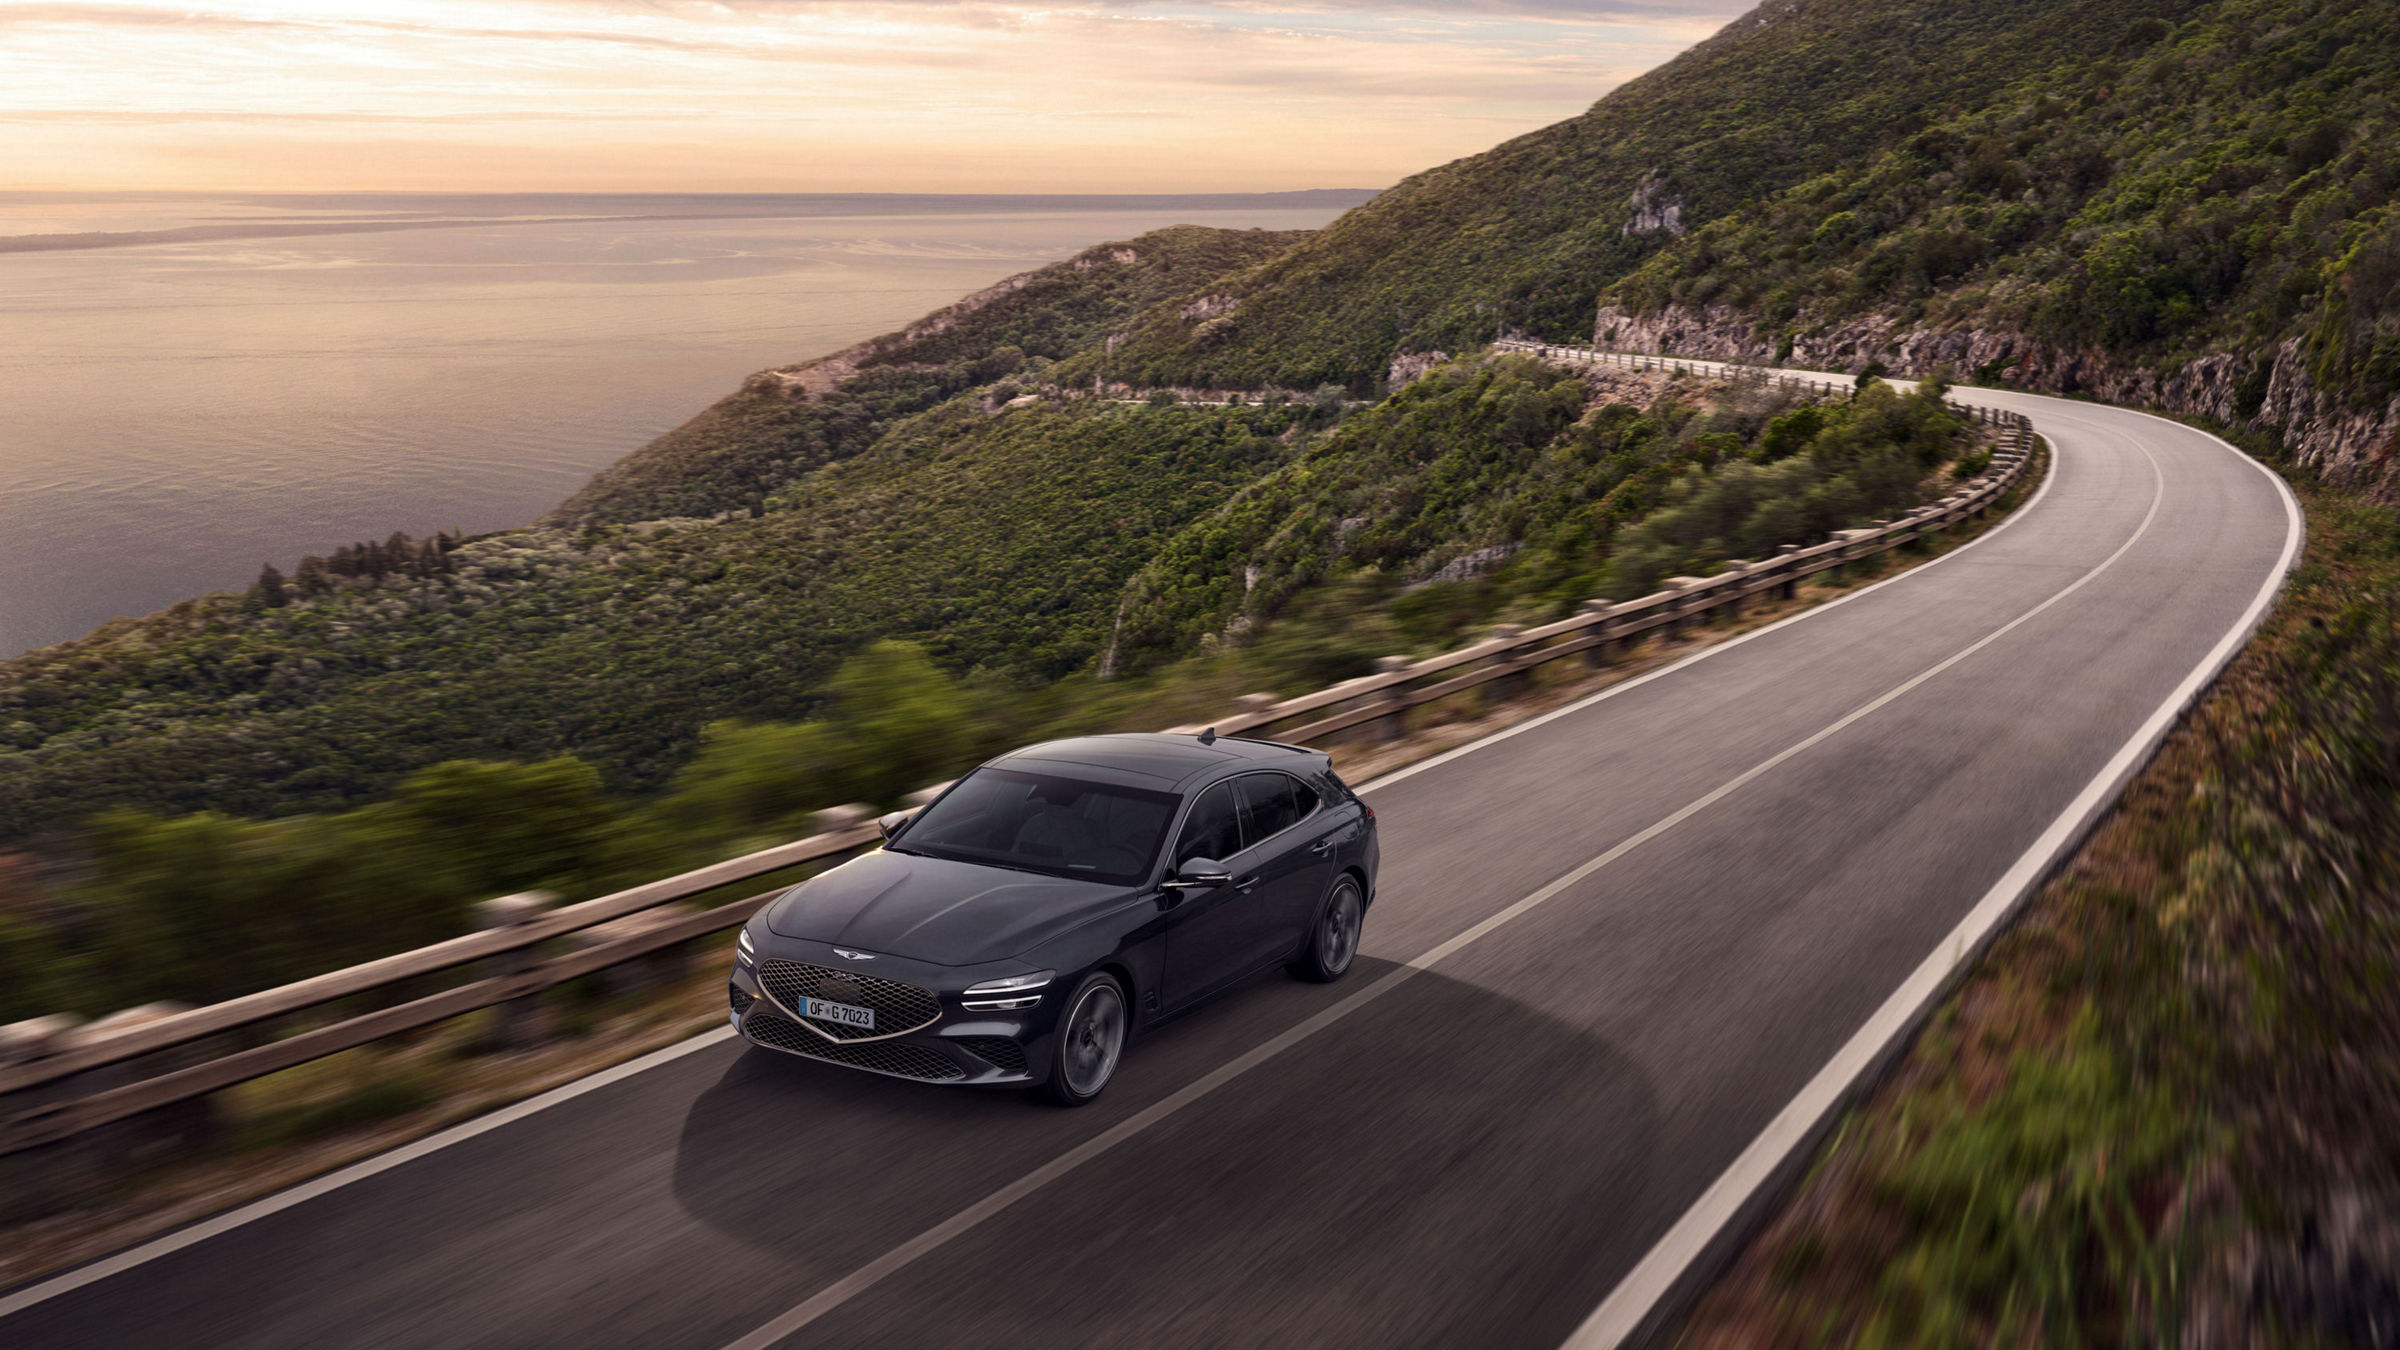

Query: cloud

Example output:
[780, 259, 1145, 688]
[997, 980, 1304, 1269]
[0, 0, 1731, 191]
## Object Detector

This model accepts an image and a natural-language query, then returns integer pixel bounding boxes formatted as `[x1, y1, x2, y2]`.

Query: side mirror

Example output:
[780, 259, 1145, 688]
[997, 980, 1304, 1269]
[1163, 857, 1231, 890]
[877, 810, 913, 841]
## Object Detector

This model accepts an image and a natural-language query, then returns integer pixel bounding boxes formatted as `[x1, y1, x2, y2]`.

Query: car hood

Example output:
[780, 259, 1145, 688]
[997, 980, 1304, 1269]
[762, 849, 1134, 966]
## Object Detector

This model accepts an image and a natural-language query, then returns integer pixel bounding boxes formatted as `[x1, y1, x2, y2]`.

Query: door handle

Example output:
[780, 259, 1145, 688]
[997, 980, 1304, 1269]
[1309, 839, 1336, 855]
[1234, 875, 1259, 892]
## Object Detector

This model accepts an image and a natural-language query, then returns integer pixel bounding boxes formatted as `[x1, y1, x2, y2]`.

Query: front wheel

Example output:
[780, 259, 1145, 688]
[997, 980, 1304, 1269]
[1038, 972, 1128, 1107]
[1289, 876, 1364, 983]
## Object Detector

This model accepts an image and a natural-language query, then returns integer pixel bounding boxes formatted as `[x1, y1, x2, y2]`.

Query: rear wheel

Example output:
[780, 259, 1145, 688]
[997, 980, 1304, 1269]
[1290, 876, 1364, 983]
[1038, 972, 1128, 1106]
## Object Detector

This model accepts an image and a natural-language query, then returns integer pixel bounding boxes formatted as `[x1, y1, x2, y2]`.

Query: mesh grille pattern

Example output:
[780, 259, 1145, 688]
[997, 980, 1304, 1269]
[729, 985, 755, 1017]
[757, 959, 941, 1042]
[745, 1012, 965, 1081]
[956, 1037, 1029, 1076]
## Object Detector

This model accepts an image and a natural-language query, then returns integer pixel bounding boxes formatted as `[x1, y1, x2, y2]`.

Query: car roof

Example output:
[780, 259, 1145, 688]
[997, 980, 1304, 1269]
[987, 732, 1325, 791]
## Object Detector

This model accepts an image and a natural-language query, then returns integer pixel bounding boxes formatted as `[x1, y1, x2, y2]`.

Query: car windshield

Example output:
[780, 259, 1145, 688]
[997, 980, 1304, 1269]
[893, 769, 1179, 885]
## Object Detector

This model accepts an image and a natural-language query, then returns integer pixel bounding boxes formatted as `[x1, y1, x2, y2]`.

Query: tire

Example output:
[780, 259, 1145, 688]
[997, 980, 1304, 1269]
[1289, 875, 1364, 983]
[1038, 971, 1129, 1106]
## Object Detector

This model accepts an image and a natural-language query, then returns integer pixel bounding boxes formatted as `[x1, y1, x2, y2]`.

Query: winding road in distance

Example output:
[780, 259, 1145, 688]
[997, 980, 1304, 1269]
[0, 373, 2301, 1350]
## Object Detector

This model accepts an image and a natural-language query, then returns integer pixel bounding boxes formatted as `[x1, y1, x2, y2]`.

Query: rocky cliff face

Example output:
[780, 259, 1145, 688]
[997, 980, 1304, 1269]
[1594, 304, 2400, 497]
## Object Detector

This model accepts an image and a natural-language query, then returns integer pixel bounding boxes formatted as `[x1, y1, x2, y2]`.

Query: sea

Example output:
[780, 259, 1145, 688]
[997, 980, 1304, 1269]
[0, 191, 1371, 658]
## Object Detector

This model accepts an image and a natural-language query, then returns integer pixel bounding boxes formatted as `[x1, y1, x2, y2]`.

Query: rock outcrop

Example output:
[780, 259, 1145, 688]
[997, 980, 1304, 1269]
[1593, 304, 2400, 497]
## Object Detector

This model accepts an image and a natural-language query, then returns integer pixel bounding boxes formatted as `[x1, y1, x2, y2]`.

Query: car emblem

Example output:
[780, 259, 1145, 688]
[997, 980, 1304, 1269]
[833, 948, 876, 961]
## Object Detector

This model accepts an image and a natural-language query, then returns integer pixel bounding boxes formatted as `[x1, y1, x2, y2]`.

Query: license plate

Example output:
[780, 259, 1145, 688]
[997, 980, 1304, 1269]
[801, 997, 875, 1031]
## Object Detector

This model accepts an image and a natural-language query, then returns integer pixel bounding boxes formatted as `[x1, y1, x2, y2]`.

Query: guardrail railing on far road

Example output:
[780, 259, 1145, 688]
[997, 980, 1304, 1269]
[0, 348, 2038, 1212]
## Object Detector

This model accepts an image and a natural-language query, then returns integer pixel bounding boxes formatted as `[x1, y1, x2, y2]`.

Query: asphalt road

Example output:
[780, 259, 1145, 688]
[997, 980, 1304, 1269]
[1, 384, 2299, 1350]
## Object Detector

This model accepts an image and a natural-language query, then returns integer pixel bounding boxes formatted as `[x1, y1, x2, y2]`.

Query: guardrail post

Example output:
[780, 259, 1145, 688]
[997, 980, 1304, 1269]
[811, 804, 875, 836]
[1484, 625, 1531, 702]
[475, 891, 557, 1051]
[578, 907, 696, 1000]
[1578, 600, 1618, 668]
[1660, 578, 1706, 635]
[0, 1015, 89, 1222]
[1718, 563, 1753, 622]
[1773, 545, 1802, 600]
[1826, 530, 1873, 582]
[1315, 675, 1385, 747]
[2, 1005, 225, 1221]
[1366, 657, 1412, 742]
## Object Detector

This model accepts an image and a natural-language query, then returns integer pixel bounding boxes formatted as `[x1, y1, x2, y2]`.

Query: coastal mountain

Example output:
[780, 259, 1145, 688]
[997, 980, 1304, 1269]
[1589, 0, 2399, 490]
[1082, 0, 2189, 395]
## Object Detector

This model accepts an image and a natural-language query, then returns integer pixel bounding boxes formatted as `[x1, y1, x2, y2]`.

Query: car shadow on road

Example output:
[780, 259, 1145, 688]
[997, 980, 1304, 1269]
[673, 963, 1661, 1348]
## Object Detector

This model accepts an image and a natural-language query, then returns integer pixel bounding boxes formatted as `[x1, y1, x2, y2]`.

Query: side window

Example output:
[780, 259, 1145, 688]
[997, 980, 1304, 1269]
[1234, 772, 1318, 843]
[1174, 782, 1244, 865]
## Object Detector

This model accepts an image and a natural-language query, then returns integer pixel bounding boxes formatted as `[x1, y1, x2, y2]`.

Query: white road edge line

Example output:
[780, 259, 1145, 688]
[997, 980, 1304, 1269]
[1559, 403, 2306, 1349]
[714, 412, 2158, 1350]
[0, 382, 2060, 1320]
[0, 1028, 736, 1320]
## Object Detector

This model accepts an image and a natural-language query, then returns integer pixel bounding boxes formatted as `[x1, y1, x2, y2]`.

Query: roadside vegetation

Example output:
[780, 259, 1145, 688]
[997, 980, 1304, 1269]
[0, 359, 1989, 1024]
[1681, 447, 2400, 1347]
[1108, 356, 1977, 673]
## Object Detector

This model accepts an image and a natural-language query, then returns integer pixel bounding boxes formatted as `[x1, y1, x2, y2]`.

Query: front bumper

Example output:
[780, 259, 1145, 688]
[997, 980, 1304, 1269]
[727, 946, 1049, 1087]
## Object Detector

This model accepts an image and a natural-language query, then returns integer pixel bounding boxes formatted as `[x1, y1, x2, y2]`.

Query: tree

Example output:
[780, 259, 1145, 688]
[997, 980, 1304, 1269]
[822, 642, 984, 806]
[249, 563, 290, 611]
[389, 758, 616, 897]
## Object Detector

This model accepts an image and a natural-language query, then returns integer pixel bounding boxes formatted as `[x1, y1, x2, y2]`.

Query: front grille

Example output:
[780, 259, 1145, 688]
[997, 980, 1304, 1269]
[756, 959, 942, 1042]
[729, 985, 755, 1017]
[744, 1012, 965, 1081]
[956, 1037, 1029, 1076]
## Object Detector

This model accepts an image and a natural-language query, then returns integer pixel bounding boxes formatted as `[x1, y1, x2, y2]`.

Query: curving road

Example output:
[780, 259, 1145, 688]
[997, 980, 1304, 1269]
[0, 378, 2299, 1350]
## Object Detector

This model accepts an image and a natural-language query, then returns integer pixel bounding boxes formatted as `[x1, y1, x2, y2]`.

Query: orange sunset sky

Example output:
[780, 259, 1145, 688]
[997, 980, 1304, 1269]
[1, 1, 1735, 193]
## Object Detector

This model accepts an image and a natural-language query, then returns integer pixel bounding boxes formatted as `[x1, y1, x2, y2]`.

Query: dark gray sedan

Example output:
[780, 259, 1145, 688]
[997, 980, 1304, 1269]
[729, 731, 1379, 1104]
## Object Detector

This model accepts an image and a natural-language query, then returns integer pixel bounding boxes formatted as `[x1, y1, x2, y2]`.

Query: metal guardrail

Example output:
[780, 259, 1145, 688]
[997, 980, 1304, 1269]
[0, 346, 2036, 1166]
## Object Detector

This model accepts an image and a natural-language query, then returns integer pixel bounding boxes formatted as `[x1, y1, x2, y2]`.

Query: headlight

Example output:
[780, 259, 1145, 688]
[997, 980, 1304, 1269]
[961, 970, 1054, 1011]
[735, 928, 755, 967]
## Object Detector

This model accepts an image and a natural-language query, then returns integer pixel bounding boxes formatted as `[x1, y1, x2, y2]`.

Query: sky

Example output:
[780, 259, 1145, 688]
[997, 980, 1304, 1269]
[0, 0, 1738, 194]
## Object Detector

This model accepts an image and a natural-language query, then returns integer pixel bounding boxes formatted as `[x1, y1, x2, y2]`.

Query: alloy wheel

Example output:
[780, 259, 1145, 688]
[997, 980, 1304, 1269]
[1319, 883, 1362, 975]
[1060, 981, 1126, 1097]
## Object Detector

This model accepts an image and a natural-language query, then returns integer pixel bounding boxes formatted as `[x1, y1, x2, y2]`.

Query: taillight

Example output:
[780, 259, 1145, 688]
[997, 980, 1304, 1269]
[1361, 801, 1376, 824]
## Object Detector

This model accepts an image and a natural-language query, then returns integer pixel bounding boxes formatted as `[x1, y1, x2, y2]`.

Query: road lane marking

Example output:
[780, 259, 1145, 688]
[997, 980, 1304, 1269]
[1563, 410, 2305, 1349]
[717, 432, 2167, 1350]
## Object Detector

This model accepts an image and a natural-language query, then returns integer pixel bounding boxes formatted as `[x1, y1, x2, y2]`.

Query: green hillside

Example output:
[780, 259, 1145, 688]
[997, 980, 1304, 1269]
[1599, 0, 2399, 446]
[551, 225, 1311, 524]
[1083, 0, 2189, 395]
[0, 392, 1303, 840]
[1107, 355, 1978, 673]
